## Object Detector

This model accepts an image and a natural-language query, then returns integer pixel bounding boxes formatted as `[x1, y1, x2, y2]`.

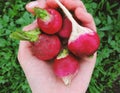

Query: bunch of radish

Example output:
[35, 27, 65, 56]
[10, 0, 100, 85]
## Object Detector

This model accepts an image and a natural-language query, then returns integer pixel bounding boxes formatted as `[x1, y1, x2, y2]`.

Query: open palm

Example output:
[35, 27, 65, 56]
[18, 0, 97, 93]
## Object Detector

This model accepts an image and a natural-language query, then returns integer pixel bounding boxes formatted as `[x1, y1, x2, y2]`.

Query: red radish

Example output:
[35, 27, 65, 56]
[34, 8, 62, 34]
[58, 17, 72, 38]
[10, 29, 61, 61]
[32, 34, 61, 60]
[55, 0, 100, 57]
[53, 49, 79, 85]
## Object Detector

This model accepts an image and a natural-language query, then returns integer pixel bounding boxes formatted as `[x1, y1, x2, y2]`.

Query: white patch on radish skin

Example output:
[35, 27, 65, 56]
[69, 27, 95, 43]
[61, 69, 79, 85]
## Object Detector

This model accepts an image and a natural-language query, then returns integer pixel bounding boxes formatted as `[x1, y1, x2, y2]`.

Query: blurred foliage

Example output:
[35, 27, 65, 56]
[0, 0, 33, 92]
[0, 0, 120, 93]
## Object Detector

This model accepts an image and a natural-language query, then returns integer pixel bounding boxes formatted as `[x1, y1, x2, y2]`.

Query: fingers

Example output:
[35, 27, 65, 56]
[25, 0, 96, 32]
[60, 0, 86, 11]
[46, 0, 86, 11]
[75, 7, 96, 31]
[23, 20, 38, 31]
[26, 0, 47, 14]
[46, 0, 58, 8]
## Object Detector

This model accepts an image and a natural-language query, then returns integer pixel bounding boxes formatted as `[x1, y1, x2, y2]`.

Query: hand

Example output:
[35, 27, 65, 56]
[18, 0, 97, 93]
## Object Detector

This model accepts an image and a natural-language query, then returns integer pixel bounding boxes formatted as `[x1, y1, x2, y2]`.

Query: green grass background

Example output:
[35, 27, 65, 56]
[0, 0, 120, 93]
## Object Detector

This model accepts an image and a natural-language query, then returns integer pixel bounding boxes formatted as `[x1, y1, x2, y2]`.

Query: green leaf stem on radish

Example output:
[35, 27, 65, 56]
[10, 28, 40, 42]
[34, 7, 50, 21]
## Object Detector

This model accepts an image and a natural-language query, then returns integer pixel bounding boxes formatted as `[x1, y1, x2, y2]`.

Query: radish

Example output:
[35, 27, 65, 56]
[55, 0, 100, 57]
[53, 49, 79, 85]
[58, 17, 72, 38]
[10, 29, 61, 61]
[34, 8, 62, 34]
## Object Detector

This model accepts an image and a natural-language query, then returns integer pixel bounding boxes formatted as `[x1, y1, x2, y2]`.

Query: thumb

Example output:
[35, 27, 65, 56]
[46, 0, 59, 8]
[22, 20, 38, 31]
[75, 7, 96, 31]
[60, 0, 86, 11]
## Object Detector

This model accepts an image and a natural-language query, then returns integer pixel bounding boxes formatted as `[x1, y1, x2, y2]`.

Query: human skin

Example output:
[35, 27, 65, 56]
[18, 0, 97, 93]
